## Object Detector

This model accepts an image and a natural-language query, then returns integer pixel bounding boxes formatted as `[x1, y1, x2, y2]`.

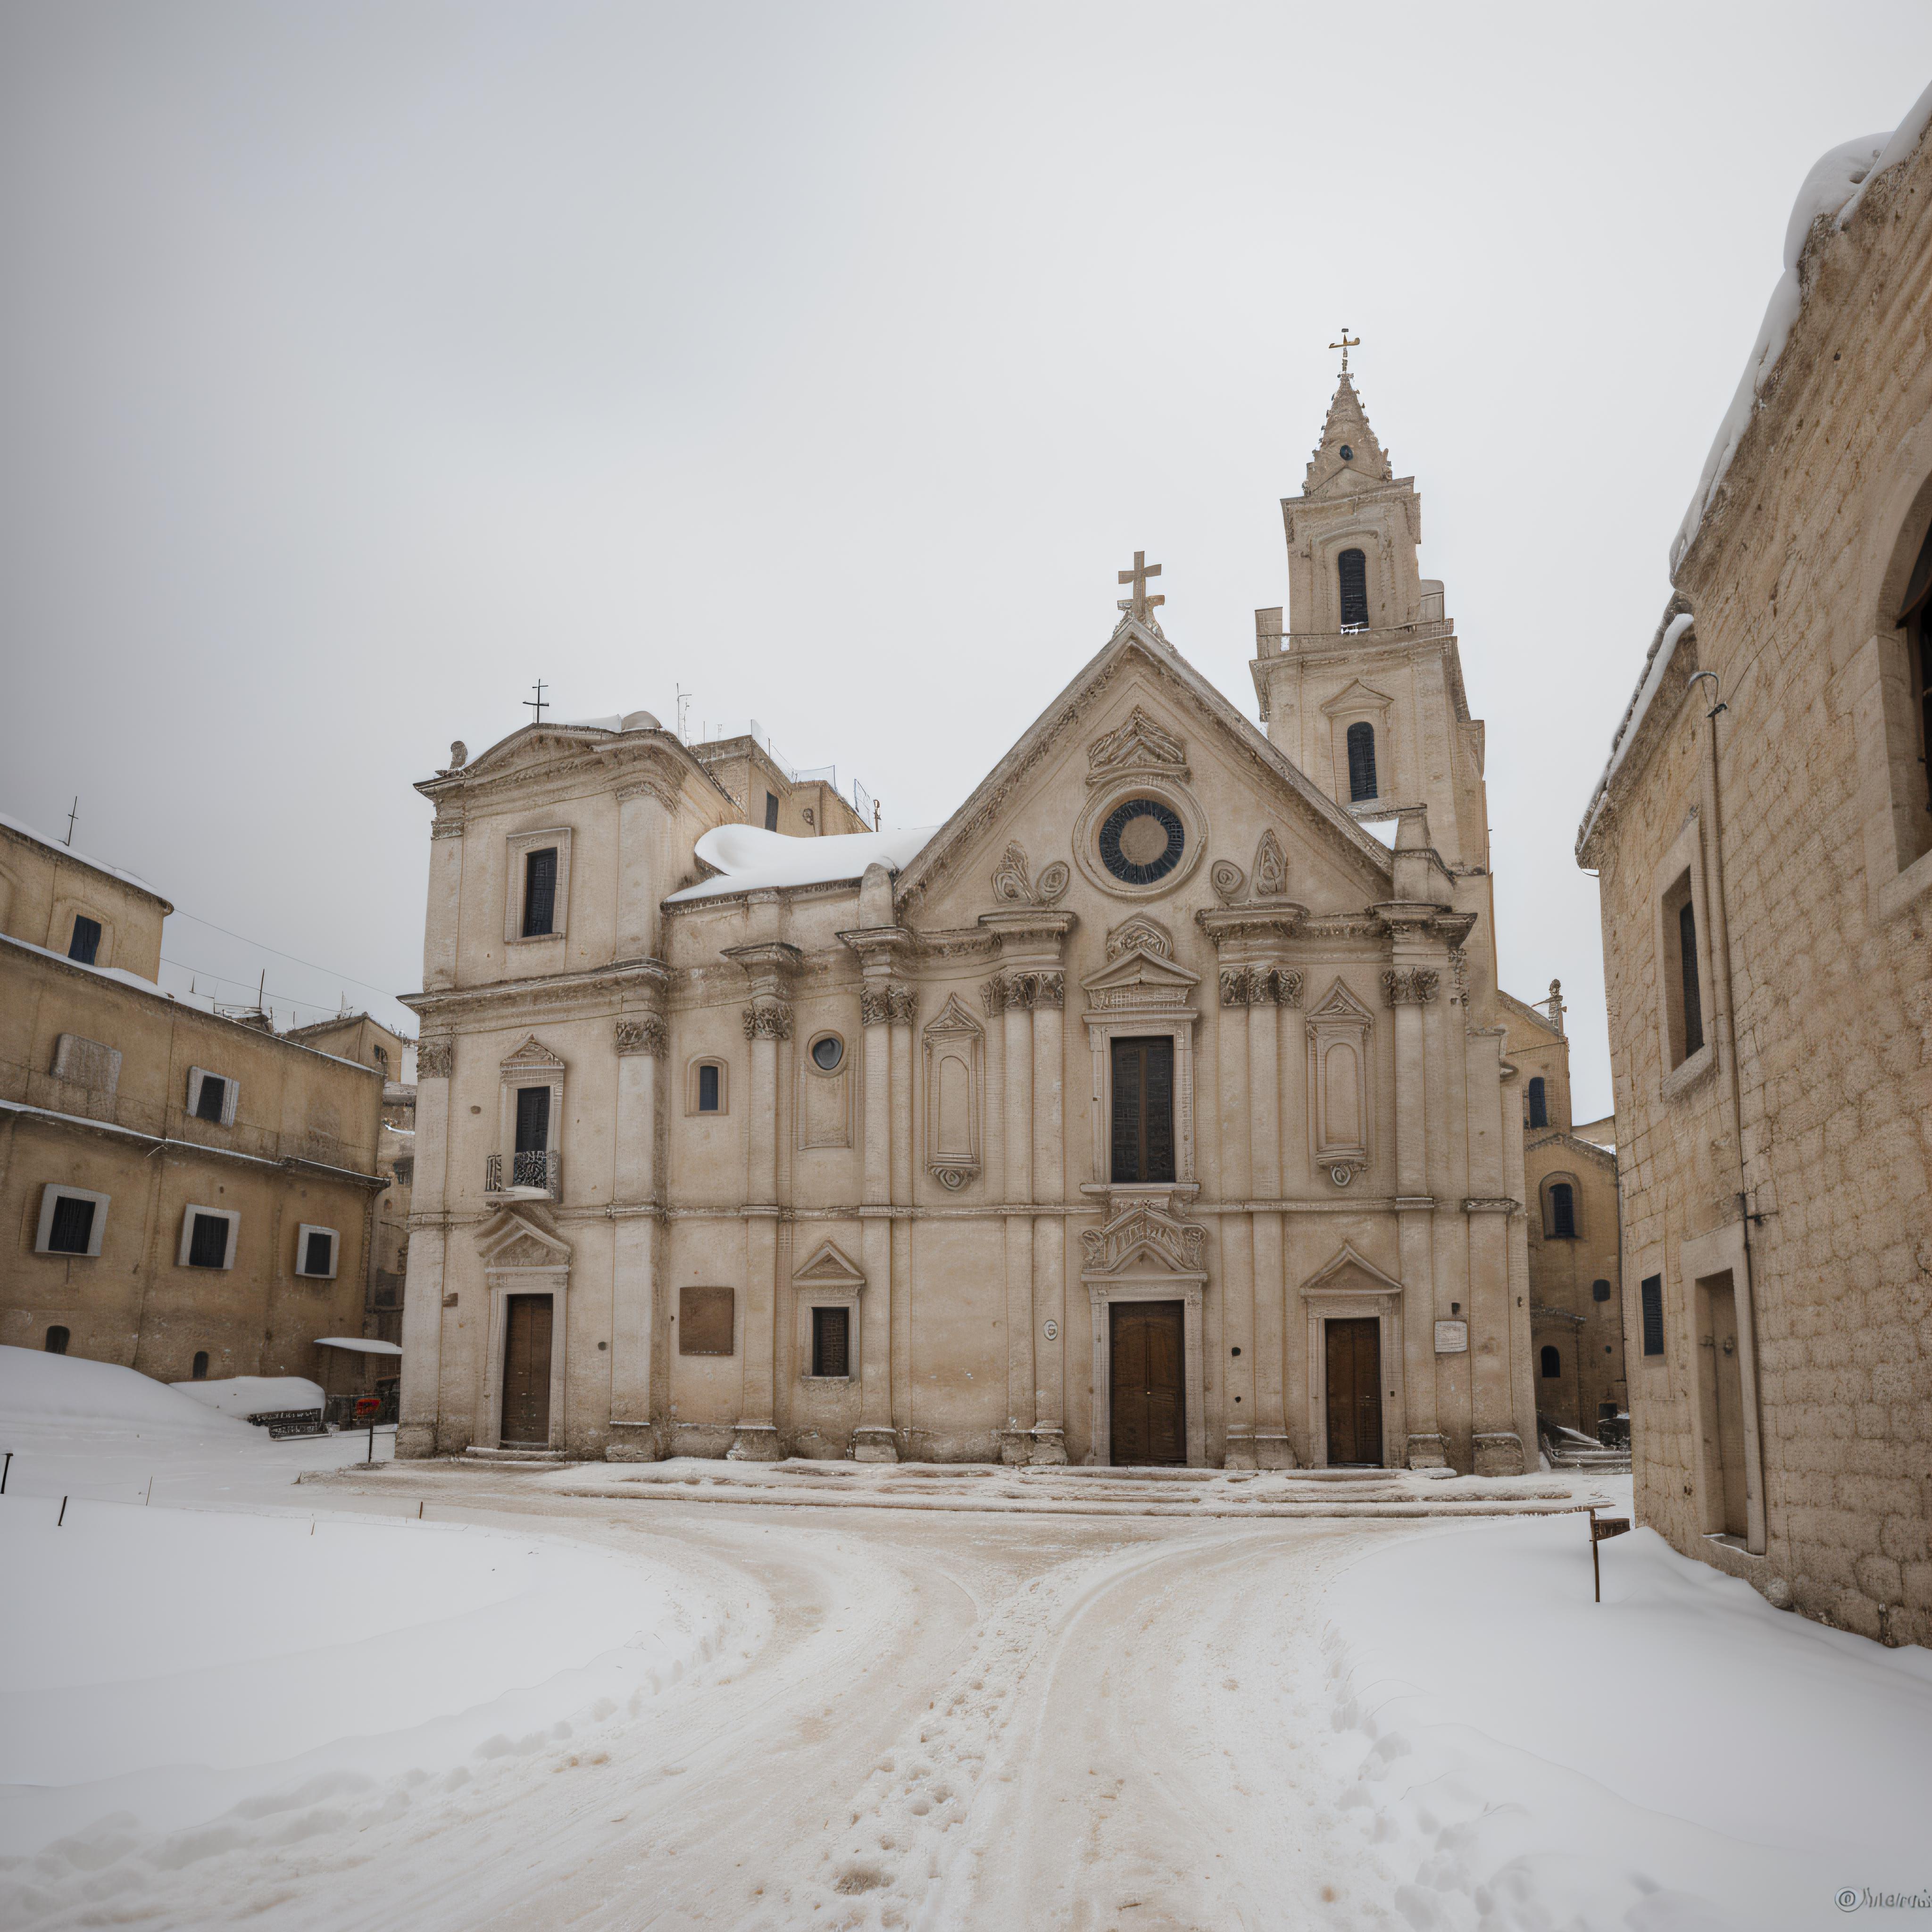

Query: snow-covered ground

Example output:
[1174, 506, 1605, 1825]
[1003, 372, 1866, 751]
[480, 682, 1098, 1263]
[4, 1347, 1928, 1930]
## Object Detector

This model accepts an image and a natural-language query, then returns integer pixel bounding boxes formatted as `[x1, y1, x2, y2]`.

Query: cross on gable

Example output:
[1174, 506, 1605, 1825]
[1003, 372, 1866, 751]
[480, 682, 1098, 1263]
[1328, 328, 1360, 375]
[1116, 550, 1165, 622]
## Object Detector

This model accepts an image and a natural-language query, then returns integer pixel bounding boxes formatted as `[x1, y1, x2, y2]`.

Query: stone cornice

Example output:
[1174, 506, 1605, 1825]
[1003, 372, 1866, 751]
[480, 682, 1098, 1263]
[402, 958, 668, 1023]
[1195, 903, 1308, 947]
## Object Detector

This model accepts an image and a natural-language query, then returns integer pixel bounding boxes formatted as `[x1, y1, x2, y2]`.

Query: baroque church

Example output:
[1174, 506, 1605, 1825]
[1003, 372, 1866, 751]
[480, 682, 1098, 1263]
[398, 371, 1539, 1473]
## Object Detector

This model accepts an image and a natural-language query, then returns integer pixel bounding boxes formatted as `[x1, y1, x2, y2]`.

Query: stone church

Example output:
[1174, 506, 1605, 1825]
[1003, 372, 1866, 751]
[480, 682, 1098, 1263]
[399, 373, 1540, 1472]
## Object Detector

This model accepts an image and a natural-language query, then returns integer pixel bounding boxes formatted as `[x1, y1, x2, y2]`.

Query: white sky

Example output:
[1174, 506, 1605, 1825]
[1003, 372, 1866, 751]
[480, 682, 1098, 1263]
[4, 4, 1929, 1112]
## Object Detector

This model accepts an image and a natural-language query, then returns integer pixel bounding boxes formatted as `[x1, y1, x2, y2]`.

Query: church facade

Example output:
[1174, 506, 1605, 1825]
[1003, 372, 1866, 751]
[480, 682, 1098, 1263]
[398, 376, 1538, 1471]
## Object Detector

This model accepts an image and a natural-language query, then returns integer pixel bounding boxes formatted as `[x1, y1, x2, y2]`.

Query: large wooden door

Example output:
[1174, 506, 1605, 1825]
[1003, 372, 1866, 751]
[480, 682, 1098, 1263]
[1324, 1317, 1383, 1465]
[1110, 1300, 1186, 1465]
[502, 1294, 553, 1445]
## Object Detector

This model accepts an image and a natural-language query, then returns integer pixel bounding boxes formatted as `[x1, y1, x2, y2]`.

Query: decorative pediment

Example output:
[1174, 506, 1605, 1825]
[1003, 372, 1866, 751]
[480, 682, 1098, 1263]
[1307, 976, 1374, 1026]
[1082, 1199, 1208, 1280]
[1320, 678, 1394, 718]
[1086, 705, 1190, 785]
[1105, 914, 1174, 961]
[922, 992, 982, 1040]
[792, 1238, 866, 1290]
[500, 1033, 566, 1081]
[475, 1204, 572, 1270]
[1083, 921, 1200, 1016]
[1300, 1241, 1403, 1298]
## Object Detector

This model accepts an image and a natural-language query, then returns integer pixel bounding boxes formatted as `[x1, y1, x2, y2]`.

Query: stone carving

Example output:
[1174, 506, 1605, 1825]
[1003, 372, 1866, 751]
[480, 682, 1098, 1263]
[614, 1016, 668, 1057]
[1252, 829, 1287, 899]
[1218, 965, 1303, 1007]
[416, 1039, 454, 1080]
[860, 984, 918, 1027]
[429, 815, 465, 840]
[741, 1000, 795, 1041]
[1210, 860, 1247, 905]
[1382, 967, 1440, 1006]
[1462, 1196, 1522, 1214]
[447, 741, 468, 769]
[991, 842, 1072, 907]
[1081, 1199, 1208, 1277]
[861, 985, 891, 1027]
[1104, 914, 1174, 961]
[1086, 704, 1190, 784]
[931, 1164, 976, 1192]
[981, 970, 1065, 1015]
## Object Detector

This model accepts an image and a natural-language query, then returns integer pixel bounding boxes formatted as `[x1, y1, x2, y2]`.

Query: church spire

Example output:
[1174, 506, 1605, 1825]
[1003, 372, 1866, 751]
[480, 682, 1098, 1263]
[1305, 341, 1392, 493]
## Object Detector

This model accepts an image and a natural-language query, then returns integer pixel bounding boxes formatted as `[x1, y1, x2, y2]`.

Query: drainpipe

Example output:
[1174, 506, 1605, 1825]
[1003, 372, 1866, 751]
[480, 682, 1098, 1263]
[1687, 669, 1766, 1556]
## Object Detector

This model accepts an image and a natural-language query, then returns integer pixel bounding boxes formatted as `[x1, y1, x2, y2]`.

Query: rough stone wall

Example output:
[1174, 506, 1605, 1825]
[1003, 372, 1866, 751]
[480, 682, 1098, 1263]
[1582, 134, 1932, 1646]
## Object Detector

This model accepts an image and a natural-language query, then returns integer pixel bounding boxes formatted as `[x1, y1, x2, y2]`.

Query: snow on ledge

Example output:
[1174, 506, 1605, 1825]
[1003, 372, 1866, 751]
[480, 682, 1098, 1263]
[1577, 610, 1696, 851]
[666, 823, 941, 903]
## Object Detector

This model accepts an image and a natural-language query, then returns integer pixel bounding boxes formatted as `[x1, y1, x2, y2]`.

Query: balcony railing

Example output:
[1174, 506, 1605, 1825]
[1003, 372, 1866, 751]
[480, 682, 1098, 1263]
[485, 1150, 561, 1200]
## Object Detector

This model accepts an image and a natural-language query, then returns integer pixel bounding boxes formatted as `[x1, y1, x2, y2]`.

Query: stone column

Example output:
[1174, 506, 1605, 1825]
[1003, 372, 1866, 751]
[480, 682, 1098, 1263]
[1250, 967, 1296, 1467]
[608, 1008, 666, 1461]
[1000, 976, 1037, 1463]
[398, 1033, 453, 1458]
[1031, 973, 1067, 1464]
[1217, 968, 1257, 1468]
[1464, 1027, 1521, 1474]
[724, 939, 799, 1461]
[889, 997, 916, 1444]
[854, 979, 898, 1461]
[422, 818, 464, 992]
[615, 782, 666, 962]
[1385, 961, 1440, 1468]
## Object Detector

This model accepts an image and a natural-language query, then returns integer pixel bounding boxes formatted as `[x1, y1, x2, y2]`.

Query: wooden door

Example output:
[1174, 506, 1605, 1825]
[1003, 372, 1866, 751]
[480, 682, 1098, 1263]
[1110, 1300, 1186, 1465]
[502, 1294, 553, 1445]
[1324, 1317, 1383, 1465]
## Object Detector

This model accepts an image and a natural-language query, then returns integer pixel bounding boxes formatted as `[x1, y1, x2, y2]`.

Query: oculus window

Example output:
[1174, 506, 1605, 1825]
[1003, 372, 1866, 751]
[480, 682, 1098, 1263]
[1098, 799, 1184, 886]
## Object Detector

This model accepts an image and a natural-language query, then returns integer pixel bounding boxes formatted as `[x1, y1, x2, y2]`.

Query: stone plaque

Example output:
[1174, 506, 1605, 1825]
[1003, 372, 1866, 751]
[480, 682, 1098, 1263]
[679, 1285, 736, 1357]
[1434, 1319, 1469, 1355]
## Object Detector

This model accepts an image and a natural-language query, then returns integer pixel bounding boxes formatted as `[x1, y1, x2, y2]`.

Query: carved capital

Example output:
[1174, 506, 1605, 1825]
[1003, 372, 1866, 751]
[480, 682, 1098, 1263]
[984, 969, 1063, 1014]
[416, 1039, 454, 1080]
[1382, 967, 1440, 1007]
[614, 1016, 668, 1057]
[1220, 966, 1301, 1008]
[741, 999, 794, 1042]
[429, 816, 465, 841]
[887, 984, 919, 1026]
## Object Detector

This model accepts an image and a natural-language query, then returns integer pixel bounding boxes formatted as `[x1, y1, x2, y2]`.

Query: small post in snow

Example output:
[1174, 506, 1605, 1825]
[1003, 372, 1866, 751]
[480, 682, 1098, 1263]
[1588, 1502, 1631, 1602]
[1, 1450, 11, 1494]
[145, 1474, 154, 1507]
[57, 1496, 67, 1527]
[355, 1396, 382, 1468]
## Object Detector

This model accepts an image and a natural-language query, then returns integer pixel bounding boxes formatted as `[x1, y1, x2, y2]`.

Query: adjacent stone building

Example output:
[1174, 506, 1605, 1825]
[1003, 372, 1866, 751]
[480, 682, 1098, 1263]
[0, 814, 389, 1391]
[400, 375, 1541, 1471]
[1577, 93, 1932, 1644]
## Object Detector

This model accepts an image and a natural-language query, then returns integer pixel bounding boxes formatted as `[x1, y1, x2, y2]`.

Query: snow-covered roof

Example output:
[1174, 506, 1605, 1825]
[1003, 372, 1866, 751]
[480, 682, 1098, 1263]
[1576, 610, 1696, 852]
[0, 809, 170, 905]
[666, 823, 941, 904]
[314, 1336, 404, 1356]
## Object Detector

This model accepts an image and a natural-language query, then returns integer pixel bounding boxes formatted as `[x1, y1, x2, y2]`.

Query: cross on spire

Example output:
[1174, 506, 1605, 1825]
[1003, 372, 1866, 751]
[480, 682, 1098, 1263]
[1329, 327, 1360, 375]
[524, 679, 549, 725]
[1116, 550, 1165, 623]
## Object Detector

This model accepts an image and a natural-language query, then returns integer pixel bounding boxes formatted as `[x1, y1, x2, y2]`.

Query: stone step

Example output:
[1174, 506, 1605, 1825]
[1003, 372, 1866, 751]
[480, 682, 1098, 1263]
[463, 1445, 569, 1465]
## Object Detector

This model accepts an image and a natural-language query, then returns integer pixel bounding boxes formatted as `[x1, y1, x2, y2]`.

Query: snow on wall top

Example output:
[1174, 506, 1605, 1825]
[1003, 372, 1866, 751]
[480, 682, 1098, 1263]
[0, 1345, 258, 1436]
[1672, 79, 1932, 574]
[0, 808, 168, 905]
[666, 824, 941, 903]
[1577, 610, 1697, 852]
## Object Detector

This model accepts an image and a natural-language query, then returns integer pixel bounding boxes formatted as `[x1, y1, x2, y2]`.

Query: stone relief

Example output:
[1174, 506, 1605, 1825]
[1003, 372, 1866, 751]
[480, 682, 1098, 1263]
[1252, 828, 1288, 899]
[990, 841, 1070, 907]
[1081, 1198, 1208, 1277]
[1218, 966, 1304, 1008]
[416, 1039, 454, 1080]
[1104, 914, 1174, 961]
[741, 1000, 795, 1042]
[1086, 704, 1191, 784]
[614, 1016, 668, 1057]
[1381, 967, 1441, 1006]
[1210, 860, 1246, 906]
[860, 984, 920, 1027]
[980, 970, 1066, 1015]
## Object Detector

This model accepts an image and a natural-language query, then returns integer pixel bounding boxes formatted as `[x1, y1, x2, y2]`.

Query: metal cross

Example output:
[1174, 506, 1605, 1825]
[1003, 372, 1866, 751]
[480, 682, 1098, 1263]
[1329, 328, 1360, 374]
[63, 796, 78, 848]
[524, 680, 549, 725]
[1116, 551, 1165, 622]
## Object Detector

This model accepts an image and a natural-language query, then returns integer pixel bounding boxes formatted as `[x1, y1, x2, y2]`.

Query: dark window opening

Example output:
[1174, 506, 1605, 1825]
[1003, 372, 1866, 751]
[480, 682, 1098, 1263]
[811, 1035, 843, 1072]
[303, 1230, 333, 1276]
[1109, 1036, 1176, 1184]
[764, 791, 779, 832]
[374, 1044, 389, 1072]
[811, 1305, 850, 1378]
[696, 1063, 721, 1113]
[192, 1350, 209, 1379]
[1337, 547, 1369, 627]
[1527, 1076, 1548, 1128]
[515, 1085, 550, 1154]
[1549, 1183, 1576, 1239]
[1678, 899, 1704, 1058]
[1592, 1278, 1612, 1303]
[1540, 1344, 1562, 1379]
[522, 847, 558, 937]
[1346, 722, 1378, 802]
[44, 1324, 69, 1355]
[1901, 517, 1932, 812]
[194, 1074, 227, 1124]
[1640, 1274, 1666, 1356]
[47, 1194, 96, 1255]
[187, 1213, 230, 1268]
[68, 916, 102, 966]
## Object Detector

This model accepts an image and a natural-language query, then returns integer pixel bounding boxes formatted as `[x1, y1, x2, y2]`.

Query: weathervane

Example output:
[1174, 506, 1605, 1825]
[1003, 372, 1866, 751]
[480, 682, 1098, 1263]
[1116, 550, 1165, 624]
[524, 680, 549, 726]
[1329, 327, 1360, 375]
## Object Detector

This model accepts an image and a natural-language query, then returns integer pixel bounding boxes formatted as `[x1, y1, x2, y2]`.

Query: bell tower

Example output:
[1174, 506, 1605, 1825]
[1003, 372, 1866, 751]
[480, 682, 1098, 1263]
[1250, 354, 1487, 874]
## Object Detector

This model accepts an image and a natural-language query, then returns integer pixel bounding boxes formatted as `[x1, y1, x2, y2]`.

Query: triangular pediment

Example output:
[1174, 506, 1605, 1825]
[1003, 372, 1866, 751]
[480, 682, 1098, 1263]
[922, 992, 983, 1039]
[500, 1033, 565, 1074]
[1307, 976, 1374, 1025]
[1080, 1200, 1208, 1279]
[1301, 1241, 1402, 1297]
[1081, 948, 1200, 997]
[475, 1204, 572, 1267]
[890, 618, 1393, 919]
[1320, 678, 1394, 718]
[792, 1238, 866, 1289]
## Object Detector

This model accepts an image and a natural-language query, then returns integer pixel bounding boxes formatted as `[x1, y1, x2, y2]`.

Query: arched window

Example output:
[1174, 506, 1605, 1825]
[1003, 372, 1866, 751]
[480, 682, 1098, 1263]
[1540, 1344, 1562, 1379]
[1337, 548, 1369, 628]
[45, 1324, 69, 1355]
[1592, 1279, 1612, 1302]
[192, 1350, 209, 1379]
[1346, 722, 1377, 802]
[1527, 1076, 1548, 1128]
[1549, 1182, 1576, 1239]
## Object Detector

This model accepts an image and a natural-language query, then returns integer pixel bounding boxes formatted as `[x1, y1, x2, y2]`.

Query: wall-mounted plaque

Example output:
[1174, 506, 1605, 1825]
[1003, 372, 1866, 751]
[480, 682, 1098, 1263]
[1434, 1319, 1469, 1355]
[679, 1285, 736, 1357]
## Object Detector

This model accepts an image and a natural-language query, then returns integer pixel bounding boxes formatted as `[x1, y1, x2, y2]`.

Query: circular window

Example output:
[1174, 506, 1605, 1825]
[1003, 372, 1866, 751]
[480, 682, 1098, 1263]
[810, 1034, 844, 1073]
[1339, 443, 1354, 461]
[1098, 799, 1184, 885]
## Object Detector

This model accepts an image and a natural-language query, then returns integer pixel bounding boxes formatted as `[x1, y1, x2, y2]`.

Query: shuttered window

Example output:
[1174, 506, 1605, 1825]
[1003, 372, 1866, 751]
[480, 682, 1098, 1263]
[1549, 1183, 1576, 1238]
[1640, 1274, 1665, 1356]
[1346, 722, 1378, 802]
[522, 847, 558, 936]
[515, 1084, 551, 1153]
[1678, 900, 1704, 1057]
[68, 916, 102, 965]
[195, 1074, 227, 1123]
[811, 1305, 850, 1378]
[47, 1195, 96, 1255]
[1527, 1076, 1548, 1128]
[1110, 1037, 1176, 1184]
[697, 1063, 721, 1112]
[1337, 547, 1369, 627]
[303, 1229, 334, 1276]
[188, 1213, 230, 1268]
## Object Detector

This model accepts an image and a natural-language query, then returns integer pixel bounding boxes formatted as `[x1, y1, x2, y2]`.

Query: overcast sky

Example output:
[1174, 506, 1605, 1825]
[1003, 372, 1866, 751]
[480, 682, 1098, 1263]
[5, 4, 1930, 1110]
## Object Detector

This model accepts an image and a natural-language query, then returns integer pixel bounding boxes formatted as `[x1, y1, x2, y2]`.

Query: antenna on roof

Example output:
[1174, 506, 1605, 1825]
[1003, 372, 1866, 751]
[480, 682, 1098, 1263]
[63, 797, 78, 848]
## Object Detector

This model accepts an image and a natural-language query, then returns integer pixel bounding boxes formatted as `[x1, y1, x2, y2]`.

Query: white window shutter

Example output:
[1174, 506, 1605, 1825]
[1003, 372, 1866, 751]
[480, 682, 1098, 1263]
[176, 1210, 196, 1268]
[186, 1068, 203, 1116]
[222, 1080, 238, 1127]
[223, 1215, 238, 1268]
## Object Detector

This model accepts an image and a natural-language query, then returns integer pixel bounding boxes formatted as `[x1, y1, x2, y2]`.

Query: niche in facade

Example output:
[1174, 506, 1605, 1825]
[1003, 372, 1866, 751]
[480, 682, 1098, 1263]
[921, 993, 983, 1190]
[1305, 977, 1373, 1184]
